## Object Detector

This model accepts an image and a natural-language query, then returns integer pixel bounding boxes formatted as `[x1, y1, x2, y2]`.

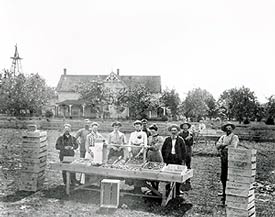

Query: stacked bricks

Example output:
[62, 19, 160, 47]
[226, 148, 257, 217]
[19, 124, 48, 191]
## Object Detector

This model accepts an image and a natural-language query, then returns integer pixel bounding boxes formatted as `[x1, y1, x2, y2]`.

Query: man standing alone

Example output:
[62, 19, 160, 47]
[216, 122, 239, 205]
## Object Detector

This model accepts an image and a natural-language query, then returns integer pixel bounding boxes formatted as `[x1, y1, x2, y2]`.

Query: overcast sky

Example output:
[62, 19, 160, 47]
[0, 0, 274, 102]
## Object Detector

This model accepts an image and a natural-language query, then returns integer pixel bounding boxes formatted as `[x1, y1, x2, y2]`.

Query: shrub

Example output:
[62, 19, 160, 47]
[45, 110, 54, 118]
[265, 116, 275, 125]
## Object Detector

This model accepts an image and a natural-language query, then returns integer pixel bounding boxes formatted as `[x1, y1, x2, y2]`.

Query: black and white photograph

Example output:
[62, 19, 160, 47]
[0, 0, 275, 216]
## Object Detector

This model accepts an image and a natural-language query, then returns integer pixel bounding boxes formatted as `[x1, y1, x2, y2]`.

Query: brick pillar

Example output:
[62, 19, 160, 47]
[19, 124, 48, 191]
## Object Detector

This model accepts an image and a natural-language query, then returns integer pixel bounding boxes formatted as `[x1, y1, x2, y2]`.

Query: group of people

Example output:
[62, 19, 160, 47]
[55, 119, 194, 195]
[55, 118, 239, 205]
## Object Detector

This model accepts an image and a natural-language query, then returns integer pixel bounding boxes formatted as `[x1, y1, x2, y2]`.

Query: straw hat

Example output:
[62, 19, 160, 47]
[133, 120, 142, 126]
[168, 124, 180, 132]
[90, 122, 99, 127]
[180, 122, 191, 129]
[221, 122, 236, 132]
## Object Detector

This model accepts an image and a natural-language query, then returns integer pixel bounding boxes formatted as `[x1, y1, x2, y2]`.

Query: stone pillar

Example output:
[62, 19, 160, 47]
[69, 105, 72, 117]
[82, 104, 85, 117]
[19, 124, 48, 191]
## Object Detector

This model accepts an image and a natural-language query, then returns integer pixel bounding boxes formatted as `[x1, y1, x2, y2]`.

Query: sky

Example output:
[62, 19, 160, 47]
[0, 0, 274, 103]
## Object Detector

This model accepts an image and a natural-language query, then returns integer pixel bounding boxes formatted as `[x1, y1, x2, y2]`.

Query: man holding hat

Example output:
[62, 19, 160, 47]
[216, 122, 239, 205]
[55, 124, 79, 186]
[106, 121, 127, 161]
[75, 119, 91, 158]
[179, 122, 193, 191]
[161, 124, 187, 196]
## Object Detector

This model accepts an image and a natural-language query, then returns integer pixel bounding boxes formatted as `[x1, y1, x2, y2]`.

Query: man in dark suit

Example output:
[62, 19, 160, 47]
[161, 124, 187, 196]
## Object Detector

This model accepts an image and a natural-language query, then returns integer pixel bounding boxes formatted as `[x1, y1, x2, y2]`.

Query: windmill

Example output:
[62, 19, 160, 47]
[10, 44, 23, 75]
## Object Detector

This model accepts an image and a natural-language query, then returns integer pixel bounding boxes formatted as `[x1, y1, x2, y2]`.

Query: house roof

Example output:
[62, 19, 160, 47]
[56, 74, 161, 93]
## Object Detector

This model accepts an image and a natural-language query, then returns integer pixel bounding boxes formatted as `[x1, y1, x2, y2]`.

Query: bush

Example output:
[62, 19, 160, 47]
[45, 110, 54, 118]
[265, 116, 275, 125]
[243, 118, 250, 124]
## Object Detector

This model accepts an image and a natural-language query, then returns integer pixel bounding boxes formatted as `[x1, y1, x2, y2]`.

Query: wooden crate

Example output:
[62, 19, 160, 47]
[228, 148, 256, 162]
[226, 206, 255, 217]
[226, 186, 254, 197]
[228, 174, 255, 184]
[21, 146, 47, 159]
[100, 179, 120, 208]
[19, 171, 45, 192]
[228, 160, 256, 170]
[21, 161, 47, 173]
[228, 167, 256, 177]
[22, 155, 47, 164]
[226, 194, 255, 210]
[22, 136, 47, 144]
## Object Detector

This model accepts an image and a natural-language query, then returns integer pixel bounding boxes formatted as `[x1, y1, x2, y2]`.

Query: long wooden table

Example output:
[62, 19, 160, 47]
[50, 162, 193, 206]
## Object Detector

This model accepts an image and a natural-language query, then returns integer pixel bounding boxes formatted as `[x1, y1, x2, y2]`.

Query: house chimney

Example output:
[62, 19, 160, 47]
[117, 68, 120, 76]
[63, 68, 67, 75]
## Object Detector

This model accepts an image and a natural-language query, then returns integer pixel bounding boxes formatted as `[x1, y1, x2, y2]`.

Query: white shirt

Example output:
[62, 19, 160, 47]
[128, 131, 147, 152]
[216, 133, 239, 149]
[171, 138, 176, 154]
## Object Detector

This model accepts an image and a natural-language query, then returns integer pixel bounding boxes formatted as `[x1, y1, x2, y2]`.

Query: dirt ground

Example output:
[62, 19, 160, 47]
[0, 129, 275, 217]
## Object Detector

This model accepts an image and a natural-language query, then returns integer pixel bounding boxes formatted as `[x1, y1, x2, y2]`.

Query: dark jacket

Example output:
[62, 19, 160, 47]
[179, 131, 193, 147]
[161, 136, 187, 164]
[56, 134, 78, 161]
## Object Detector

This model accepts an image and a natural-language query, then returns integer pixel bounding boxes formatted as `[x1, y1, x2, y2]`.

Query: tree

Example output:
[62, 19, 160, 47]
[115, 84, 157, 119]
[218, 86, 258, 123]
[160, 88, 180, 120]
[0, 70, 53, 116]
[76, 81, 112, 119]
[265, 95, 275, 125]
[182, 88, 216, 121]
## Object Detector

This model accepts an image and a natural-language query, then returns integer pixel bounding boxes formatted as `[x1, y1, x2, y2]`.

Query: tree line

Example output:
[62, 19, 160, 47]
[0, 70, 275, 124]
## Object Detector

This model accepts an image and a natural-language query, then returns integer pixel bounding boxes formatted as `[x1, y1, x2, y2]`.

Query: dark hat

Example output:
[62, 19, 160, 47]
[221, 122, 236, 132]
[168, 124, 180, 132]
[112, 121, 122, 127]
[90, 122, 99, 127]
[180, 122, 191, 129]
[133, 120, 142, 126]
[141, 119, 148, 123]
[149, 123, 158, 131]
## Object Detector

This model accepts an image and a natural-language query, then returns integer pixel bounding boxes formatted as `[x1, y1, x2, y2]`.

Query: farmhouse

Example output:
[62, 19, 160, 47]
[54, 69, 164, 119]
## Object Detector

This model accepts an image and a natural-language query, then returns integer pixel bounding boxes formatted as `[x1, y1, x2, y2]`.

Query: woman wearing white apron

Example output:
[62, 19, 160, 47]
[81, 122, 105, 184]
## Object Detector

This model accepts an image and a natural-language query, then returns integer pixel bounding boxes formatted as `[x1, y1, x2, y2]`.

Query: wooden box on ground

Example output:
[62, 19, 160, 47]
[226, 206, 256, 217]
[100, 179, 120, 208]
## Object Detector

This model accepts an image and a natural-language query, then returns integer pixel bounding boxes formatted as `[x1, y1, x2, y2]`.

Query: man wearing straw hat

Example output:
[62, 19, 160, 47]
[106, 121, 127, 161]
[75, 119, 91, 158]
[161, 124, 187, 196]
[216, 122, 239, 205]
[55, 124, 79, 186]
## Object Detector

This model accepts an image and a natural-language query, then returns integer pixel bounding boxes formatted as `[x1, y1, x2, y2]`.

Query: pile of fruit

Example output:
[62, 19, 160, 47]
[143, 162, 165, 170]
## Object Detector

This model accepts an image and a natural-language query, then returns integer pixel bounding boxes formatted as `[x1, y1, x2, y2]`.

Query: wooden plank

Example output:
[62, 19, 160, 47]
[21, 147, 47, 158]
[50, 163, 193, 183]
[226, 181, 255, 190]
[21, 155, 47, 164]
[21, 161, 47, 173]
[227, 193, 255, 204]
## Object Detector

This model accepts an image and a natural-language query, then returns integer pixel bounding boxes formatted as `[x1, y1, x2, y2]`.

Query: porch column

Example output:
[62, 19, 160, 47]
[69, 105, 72, 117]
[148, 111, 152, 119]
[163, 107, 166, 116]
[55, 105, 59, 117]
[82, 104, 85, 117]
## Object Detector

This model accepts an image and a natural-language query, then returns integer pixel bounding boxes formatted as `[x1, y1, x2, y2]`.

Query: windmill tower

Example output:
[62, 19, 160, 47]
[10, 44, 23, 75]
